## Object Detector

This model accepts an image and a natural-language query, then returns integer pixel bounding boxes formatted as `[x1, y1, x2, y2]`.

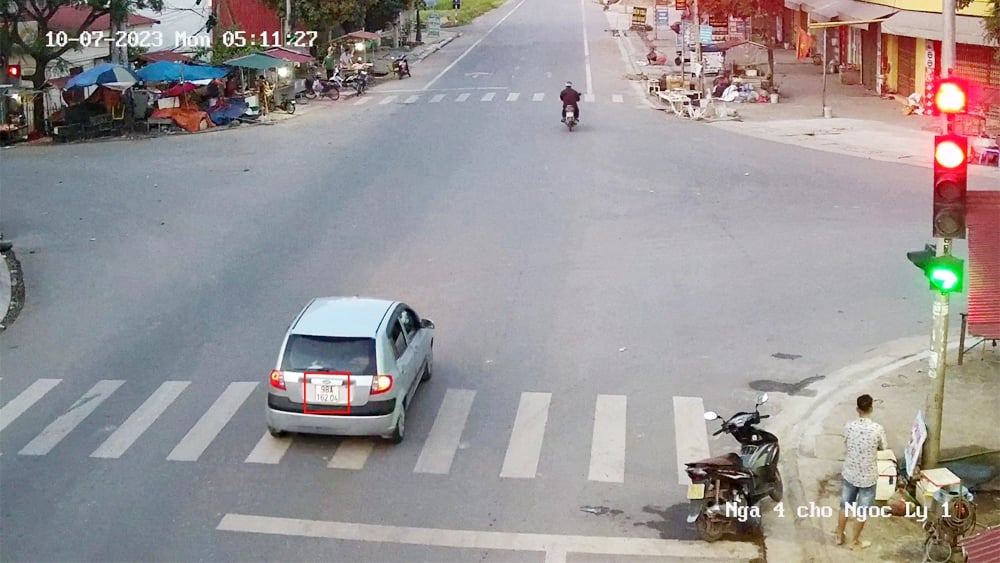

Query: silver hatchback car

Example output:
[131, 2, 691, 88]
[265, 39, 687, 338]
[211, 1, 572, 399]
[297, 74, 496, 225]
[266, 297, 434, 443]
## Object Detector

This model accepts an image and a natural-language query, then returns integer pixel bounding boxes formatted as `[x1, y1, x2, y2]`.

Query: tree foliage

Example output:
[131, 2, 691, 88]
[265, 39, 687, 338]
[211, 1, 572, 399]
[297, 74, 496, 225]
[696, 0, 784, 20]
[260, 0, 366, 39]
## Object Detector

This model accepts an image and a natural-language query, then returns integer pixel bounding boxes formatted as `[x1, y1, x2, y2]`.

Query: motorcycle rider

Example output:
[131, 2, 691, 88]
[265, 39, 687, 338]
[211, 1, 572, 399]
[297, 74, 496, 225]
[560, 81, 581, 123]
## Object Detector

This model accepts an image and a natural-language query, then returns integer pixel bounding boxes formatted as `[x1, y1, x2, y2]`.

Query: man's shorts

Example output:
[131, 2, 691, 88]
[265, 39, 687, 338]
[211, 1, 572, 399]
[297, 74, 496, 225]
[841, 478, 876, 510]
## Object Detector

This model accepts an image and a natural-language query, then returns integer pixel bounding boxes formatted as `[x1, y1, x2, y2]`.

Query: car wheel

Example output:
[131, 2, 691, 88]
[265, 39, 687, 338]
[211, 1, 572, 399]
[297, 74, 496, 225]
[388, 406, 405, 444]
[421, 355, 433, 382]
[268, 426, 287, 438]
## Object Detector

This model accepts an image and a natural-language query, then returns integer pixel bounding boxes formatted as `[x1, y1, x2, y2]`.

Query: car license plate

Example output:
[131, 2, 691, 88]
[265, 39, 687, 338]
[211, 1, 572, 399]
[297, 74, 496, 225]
[313, 383, 341, 404]
[687, 483, 706, 500]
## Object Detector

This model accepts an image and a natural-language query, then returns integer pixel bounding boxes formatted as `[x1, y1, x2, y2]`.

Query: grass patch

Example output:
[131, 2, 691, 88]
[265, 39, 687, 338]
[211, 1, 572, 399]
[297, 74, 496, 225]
[424, 0, 508, 27]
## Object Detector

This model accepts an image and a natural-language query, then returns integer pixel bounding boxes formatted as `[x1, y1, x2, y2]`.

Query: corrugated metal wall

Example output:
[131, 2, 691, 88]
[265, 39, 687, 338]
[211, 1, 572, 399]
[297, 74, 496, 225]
[966, 191, 1000, 339]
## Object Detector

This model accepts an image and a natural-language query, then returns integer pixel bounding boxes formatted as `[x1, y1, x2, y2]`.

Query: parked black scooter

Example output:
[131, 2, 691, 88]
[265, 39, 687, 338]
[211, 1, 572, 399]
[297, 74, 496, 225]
[391, 55, 411, 79]
[684, 393, 782, 542]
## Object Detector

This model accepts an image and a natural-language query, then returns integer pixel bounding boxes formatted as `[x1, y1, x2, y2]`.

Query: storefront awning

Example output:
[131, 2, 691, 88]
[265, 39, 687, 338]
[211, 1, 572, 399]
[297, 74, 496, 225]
[881, 11, 993, 46]
[801, 0, 897, 22]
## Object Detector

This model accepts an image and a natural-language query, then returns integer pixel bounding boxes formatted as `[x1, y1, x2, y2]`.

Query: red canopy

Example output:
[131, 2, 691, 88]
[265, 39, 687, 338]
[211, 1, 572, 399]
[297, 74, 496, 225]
[262, 47, 314, 64]
[161, 82, 198, 97]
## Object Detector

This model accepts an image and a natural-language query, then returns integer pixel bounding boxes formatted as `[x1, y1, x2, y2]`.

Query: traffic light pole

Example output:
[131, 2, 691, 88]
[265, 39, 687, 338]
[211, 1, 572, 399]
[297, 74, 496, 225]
[923, 237, 952, 470]
[940, 0, 956, 135]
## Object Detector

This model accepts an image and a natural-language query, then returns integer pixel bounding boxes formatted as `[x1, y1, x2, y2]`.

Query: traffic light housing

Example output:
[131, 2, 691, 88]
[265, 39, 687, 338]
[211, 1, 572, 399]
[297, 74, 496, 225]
[930, 77, 969, 116]
[932, 134, 967, 239]
[5, 64, 20, 80]
[907, 245, 965, 294]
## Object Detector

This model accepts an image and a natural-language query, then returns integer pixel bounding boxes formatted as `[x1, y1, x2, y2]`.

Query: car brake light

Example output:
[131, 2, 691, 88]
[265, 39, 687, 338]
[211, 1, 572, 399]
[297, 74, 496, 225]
[270, 369, 286, 390]
[371, 374, 393, 395]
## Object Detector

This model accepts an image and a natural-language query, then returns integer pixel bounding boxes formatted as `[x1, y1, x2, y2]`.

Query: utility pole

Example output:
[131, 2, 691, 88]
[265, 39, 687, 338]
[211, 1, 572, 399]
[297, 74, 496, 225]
[922, 0, 959, 473]
[692, 0, 701, 93]
[922, 238, 951, 470]
[284, 0, 291, 44]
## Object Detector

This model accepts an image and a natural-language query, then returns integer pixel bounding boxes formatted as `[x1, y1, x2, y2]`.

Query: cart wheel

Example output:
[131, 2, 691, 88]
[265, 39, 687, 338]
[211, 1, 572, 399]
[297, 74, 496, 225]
[285, 102, 296, 114]
[331, 89, 340, 101]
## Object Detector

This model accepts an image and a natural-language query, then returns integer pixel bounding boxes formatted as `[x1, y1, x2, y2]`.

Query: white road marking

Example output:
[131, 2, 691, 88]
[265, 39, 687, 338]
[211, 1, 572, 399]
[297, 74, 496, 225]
[506, 92, 520, 102]
[588, 395, 627, 483]
[328, 438, 375, 470]
[581, 0, 593, 96]
[90, 381, 189, 459]
[166, 382, 258, 462]
[353, 97, 372, 106]
[216, 513, 762, 559]
[413, 388, 475, 474]
[545, 551, 566, 563]
[500, 392, 551, 479]
[456, 93, 470, 102]
[423, 0, 529, 90]
[403, 95, 420, 104]
[612, 94, 624, 103]
[532, 93, 545, 101]
[245, 432, 292, 464]
[379, 95, 398, 105]
[19, 380, 124, 456]
[674, 396, 711, 485]
[481, 92, 496, 101]
[0, 379, 61, 433]
[582, 94, 595, 103]
[430, 94, 446, 103]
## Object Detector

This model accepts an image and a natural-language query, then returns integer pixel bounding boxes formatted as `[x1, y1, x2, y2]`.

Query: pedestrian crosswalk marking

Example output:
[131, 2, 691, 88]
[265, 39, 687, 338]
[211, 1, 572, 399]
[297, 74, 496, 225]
[19, 380, 124, 456]
[588, 395, 627, 483]
[0, 378, 61, 433]
[506, 93, 520, 102]
[328, 438, 375, 470]
[532, 93, 545, 101]
[403, 95, 420, 104]
[166, 382, 258, 462]
[456, 93, 470, 102]
[245, 432, 292, 465]
[414, 388, 476, 474]
[379, 95, 398, 105]
[673, 397, 711, 485]
[90, 381, 190, 459]
[612, 94, 624, 103]
[481, 92, 496, 102]
[353, 96, 372, 106]
[430, 94, 445, 103]
[500, 392, 551, 479]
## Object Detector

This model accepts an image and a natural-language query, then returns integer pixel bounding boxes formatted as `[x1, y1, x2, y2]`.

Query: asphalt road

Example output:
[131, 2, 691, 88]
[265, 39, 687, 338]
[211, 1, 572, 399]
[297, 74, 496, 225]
[0, 0, 983, 561]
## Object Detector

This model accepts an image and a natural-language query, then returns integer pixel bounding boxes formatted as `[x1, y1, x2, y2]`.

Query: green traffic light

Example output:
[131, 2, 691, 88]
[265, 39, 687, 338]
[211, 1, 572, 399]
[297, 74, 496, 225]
[929, 268, 959, 292]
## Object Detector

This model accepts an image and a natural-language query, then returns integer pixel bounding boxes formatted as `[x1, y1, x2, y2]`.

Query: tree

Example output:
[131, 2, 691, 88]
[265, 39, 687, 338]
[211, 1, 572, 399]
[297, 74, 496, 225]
[696, 0, 784, 84]
[0, 0, 164, 134]
[261, 0, 366, 51]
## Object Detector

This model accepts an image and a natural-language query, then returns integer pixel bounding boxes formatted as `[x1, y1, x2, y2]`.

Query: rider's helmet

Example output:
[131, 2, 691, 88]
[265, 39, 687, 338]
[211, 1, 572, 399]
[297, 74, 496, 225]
[565, 81, 573, 87]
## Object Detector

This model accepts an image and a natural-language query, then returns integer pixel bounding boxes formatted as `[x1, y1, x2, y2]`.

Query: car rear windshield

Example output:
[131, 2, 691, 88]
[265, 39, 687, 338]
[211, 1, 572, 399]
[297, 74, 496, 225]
[281, 335, 377, 375]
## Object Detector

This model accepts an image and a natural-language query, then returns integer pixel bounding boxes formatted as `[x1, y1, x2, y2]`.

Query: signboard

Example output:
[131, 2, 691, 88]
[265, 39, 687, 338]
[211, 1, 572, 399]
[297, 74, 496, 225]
[426, 13, 441, 37]
[424, 0, 437, 7]
[675, 0, 687, 10]
[904, 410, 927, 477]
[655, 8, 669, 26]
[699, 24, 712, 44]
[632, 7, 647, 26]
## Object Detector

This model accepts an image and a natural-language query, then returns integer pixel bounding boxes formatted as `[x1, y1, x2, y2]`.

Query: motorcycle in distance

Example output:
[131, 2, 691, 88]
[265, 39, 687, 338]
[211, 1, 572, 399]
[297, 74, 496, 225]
[391, 55, 411, 79]
[343, 68, 369, 95]
[563, 106, 578, 131]
[684, 393, 782, 542]
[304, 74, 341, 101]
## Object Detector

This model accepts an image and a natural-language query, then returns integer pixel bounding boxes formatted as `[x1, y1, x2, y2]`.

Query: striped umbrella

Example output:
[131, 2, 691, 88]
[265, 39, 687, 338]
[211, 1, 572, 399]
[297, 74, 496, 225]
[65, 63, 139, 90]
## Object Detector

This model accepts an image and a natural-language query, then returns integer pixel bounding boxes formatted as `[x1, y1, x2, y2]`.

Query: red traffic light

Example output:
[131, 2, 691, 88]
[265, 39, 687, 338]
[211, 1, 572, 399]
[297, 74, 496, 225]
[932, 78, 968, 114]
[5, 64, 20, 79]
[934, 137, 966, 169]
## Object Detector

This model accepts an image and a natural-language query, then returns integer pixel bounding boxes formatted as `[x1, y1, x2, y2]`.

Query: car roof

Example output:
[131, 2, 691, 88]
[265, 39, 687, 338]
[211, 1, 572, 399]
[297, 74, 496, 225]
[291, 297, 396, 338]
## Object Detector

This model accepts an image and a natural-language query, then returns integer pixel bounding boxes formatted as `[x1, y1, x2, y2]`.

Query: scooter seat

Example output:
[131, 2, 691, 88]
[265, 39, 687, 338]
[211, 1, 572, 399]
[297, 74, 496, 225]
[685, 452, 741, 468]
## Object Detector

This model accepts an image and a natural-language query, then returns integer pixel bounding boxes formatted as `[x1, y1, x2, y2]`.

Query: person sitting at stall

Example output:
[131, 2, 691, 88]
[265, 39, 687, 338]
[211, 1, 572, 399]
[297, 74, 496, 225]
[340, 48, 354, 69]
[712, 72, 731, 98]
[647, 47, 659, 65]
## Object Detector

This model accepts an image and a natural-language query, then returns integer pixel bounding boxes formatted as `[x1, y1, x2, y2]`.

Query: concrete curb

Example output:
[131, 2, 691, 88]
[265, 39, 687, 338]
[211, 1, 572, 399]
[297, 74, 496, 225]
[761, 336, 962, 562]
[416, 33, 461, 62]
[0, 246, 23, 333]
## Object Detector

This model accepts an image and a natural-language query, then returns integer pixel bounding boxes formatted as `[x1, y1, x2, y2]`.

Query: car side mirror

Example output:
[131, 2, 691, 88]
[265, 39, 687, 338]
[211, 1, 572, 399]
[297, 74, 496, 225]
[421, 318, 435, 330]
[703, 411, 719, 421]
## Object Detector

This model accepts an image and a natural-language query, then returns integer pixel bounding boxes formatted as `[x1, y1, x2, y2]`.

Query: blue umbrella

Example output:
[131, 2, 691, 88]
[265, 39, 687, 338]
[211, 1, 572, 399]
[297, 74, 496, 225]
[65, 63, 139, 90]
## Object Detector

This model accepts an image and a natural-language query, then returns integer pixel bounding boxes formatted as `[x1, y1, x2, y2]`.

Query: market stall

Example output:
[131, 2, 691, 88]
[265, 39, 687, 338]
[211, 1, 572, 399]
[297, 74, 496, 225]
[0, 87, 31, 145]
[223, 53, 295, 115]
[50, 63, 138, 141]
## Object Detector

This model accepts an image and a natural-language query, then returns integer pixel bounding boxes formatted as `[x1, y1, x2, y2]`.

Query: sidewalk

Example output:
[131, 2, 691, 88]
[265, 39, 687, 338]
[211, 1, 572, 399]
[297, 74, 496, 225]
[608, 8, 999, 179]
[763, 336, 1000, 562]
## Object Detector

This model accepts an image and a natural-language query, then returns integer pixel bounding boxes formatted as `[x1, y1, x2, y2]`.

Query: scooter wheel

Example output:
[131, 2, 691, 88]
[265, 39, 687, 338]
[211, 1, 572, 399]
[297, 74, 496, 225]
[695, 514, 726, 542]
[769, 468, 784, 502]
